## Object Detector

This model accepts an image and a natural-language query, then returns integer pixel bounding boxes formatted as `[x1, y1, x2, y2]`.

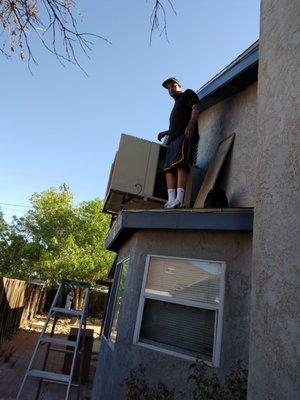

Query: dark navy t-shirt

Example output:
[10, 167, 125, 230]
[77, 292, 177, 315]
[168, 89, 200, 143]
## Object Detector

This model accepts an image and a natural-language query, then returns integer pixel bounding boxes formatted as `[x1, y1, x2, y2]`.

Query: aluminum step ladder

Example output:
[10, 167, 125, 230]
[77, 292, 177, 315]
[16, 279, 91, 400]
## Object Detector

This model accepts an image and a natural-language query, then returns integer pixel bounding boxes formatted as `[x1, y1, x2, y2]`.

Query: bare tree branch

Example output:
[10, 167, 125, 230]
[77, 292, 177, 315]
[0, 1, 177, 72]
[149, 0, 176, 44]
[0, 0, 111, 72]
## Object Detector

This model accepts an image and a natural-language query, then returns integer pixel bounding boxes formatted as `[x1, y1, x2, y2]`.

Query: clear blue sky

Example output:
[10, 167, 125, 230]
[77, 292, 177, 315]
[1, 0, 260, 221]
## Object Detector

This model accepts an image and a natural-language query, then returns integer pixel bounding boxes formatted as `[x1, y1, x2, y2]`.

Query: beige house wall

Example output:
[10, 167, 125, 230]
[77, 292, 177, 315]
[195, 82, 257, 207]
[248, 0, 300, 399]
[92, 229, 253, 400]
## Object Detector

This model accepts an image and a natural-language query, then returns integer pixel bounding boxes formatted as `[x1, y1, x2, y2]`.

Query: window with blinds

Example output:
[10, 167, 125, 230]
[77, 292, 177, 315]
[134, 256, 225, 365]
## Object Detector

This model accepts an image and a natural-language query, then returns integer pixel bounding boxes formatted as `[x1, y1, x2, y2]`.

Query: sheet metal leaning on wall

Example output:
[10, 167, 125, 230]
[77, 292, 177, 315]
[194, 133, 235, 208]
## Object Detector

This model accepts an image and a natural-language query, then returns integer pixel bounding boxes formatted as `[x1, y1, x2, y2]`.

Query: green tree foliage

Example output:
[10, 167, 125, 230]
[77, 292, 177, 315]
[0, 213, 40, 278]
[0, 210, 9, 273]
[1, 210, 35, 277]
[0, 188, 114, 285]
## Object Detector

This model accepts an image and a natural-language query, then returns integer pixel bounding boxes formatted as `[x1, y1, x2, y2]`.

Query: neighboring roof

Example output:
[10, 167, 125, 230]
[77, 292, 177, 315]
[105, 208, 254, 252]
[197, 40, 259, 111]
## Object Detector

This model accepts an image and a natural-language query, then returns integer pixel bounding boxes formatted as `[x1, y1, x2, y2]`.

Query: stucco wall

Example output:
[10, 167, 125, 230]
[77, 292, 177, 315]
[248, 0, 300, 400]
[92, 229, 252, 400]
[193, 82, 257, 207]
[248, 1, 300, 399]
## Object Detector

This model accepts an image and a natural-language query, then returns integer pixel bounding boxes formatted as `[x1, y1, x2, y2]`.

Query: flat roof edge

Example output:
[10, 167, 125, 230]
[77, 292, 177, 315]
[105, 209, 254, 252]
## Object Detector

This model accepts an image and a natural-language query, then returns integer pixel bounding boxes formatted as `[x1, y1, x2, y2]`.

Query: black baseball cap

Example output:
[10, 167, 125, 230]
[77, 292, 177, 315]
[162, 77, 181, 88]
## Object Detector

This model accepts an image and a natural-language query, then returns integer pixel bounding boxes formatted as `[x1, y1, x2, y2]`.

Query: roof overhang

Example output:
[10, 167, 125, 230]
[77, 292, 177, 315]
[197, 41, 259, 111]
[105, 208, 254, 252]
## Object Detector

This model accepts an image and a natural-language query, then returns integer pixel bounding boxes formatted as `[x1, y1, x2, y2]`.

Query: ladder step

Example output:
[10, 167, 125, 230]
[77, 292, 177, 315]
[40, 337, 77, 347]
[28, 369, 70, 383]
[41, 379, 79, 387]
[51, 307, 83, 317]
[48, 347, 80, 354]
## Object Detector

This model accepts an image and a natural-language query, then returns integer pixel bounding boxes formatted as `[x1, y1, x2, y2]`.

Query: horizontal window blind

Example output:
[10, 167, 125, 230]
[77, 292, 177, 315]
[140, 299, 214, 360]
[145, 257, 222, 305]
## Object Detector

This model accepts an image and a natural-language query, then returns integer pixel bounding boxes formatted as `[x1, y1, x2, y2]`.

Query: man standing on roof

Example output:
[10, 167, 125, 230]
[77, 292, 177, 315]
[158, 77, 201, 208]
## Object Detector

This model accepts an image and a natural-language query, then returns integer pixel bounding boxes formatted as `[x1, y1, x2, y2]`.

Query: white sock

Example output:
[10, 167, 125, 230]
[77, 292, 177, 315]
[167, 189, 176, 203]
[176, 188, 185, 204]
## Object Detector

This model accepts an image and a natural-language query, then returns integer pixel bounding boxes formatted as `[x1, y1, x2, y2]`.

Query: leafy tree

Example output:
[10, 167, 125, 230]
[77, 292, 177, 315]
[0, 0, 175, 70]
[0, 210, 32, 277]
[0, 188, 114, 289]
[0, 210, 6, 231]
[0, 213, 40, 278]
[0, 210, 9, 274]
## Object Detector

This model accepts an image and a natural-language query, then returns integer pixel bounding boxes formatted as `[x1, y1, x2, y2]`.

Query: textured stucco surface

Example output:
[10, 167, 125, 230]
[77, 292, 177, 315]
[248, 1, 300, 399]
[92, 229, 252, 400]
[194, 82, 257, 207]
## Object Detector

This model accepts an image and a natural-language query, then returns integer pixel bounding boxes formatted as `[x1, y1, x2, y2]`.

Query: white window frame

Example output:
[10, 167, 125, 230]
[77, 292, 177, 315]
[133, 254, 226, 366]
[103, 256, 130, 350]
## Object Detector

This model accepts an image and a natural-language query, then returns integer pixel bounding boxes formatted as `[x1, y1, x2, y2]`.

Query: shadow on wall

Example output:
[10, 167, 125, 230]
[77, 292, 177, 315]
[191, 99, 236, 203]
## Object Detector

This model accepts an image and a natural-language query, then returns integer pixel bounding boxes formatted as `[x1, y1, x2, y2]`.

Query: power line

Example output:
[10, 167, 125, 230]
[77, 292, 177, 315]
[0, 207, 27, 213]
[0, 202, 31, 208]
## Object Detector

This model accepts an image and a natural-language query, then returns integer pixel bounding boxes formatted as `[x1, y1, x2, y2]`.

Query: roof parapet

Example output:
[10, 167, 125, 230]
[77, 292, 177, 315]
[197, 40, 259, 111]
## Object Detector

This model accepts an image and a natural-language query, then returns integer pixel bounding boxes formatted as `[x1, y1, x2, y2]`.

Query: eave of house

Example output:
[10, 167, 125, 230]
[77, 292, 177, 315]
[105, 208, 254, 252]
[197, 40, 259, 111]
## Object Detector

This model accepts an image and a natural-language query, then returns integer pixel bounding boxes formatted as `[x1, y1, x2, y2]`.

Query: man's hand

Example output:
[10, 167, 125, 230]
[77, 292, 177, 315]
[157, 131, 168, 141]
[184, 122, 195, 139]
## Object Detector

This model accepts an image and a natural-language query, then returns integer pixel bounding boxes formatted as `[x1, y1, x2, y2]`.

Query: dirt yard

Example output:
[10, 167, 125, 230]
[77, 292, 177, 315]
[0, 316, 102, 400]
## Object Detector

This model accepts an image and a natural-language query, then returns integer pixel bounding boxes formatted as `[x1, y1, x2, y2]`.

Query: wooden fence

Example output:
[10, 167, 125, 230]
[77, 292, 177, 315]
[88, 290, 108, 318]
[0, 277, 45, 342]
[0, 277, 108, 342]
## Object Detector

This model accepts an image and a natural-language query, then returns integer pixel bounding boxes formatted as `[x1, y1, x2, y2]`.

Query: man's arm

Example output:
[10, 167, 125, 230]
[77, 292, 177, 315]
[157, 130, 169, 141]
[185, 103, 201, 139]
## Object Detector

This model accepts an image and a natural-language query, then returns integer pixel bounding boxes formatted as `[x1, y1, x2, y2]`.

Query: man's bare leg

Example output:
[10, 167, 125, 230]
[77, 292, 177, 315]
[166, 172, 177, 189]
[175, 167, 187, 206]
[165, 172, 177, 207]
[177, 167, 187, 189]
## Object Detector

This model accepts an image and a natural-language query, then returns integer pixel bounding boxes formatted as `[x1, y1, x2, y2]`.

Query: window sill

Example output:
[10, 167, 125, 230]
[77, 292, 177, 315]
[133, 341, 215, 367]
[102, 334, 115, 352]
